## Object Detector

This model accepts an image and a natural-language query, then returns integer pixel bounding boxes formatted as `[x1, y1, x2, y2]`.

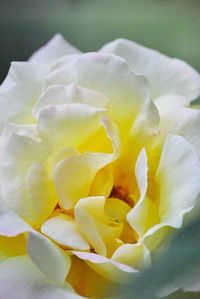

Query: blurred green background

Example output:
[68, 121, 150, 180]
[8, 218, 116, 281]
[0, 0, 199, 83]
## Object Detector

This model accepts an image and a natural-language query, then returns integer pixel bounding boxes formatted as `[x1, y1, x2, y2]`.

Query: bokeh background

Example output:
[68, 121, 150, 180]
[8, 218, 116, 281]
[0, 0, 199, 84]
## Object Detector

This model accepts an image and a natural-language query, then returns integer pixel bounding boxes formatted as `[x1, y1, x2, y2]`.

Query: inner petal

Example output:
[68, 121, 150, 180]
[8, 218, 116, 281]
[41, 214, 90, 251]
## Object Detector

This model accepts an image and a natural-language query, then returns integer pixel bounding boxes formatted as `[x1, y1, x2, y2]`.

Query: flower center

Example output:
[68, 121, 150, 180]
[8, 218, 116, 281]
[110, 185, 134, 207]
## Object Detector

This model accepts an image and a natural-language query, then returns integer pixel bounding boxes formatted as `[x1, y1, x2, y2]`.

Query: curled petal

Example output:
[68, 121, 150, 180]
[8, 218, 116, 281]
[100, 38, 200, 102]
[72, 251, 136, 283]
[143, 134, 200, 249]
[75, 196, 123, 256]
[0, 62, 48, 132]
[45, 52, 150, 129]
[127, 148, 159, 238]
[33, 83, 109, 118]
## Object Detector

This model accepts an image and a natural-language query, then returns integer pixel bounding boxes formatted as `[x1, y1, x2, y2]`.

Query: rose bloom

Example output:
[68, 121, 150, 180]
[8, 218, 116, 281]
[0, 34, 200, 299]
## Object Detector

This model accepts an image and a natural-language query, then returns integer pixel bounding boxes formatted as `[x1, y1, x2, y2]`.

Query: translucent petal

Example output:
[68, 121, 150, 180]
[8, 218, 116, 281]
[100, 38, 200, 102]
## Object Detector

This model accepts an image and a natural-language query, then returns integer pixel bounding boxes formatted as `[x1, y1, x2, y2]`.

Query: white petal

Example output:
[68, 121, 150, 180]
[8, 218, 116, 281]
[0, 62, 48, 132]
[0, 200, 70, 284]
[0, 255, 84, 299]
[0, 199, 32, 237]
[156, 95, 200, 154]
[134, 148, 148, 202]
[157, 135, 200, 225]
[131, 95, 160, 138]
[41, 214, 89, 250]
[29, 34, 81, 63]
[27, 232, 71, 283]
[33, 83, 109, 118]
[45, 53, 149, 128]
[0, 133, 56, 226]
[155, 94, 190, 108]
[143, 134, 200, 249]
[100, 39, 200, 101]
[1, 122, 37, 139]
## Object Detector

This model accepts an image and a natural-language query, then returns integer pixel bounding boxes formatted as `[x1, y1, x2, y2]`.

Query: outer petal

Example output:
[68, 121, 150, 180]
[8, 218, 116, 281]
[29, 34, 81, 63]
[0, 195, 33, 237]
[143, 134, 200, 249]
[27, 232, 70, 283]
[180, 267, 200, 293]
[156, 95, 200, 154]
[0, 256, 84, 299]
[0, 62, 48, 132]
[157, 135, 200, 225]
[45, 53, 150, 128]
[33, 83, 109, 118]
[100, 38, 200, 102]
[0, 133, 57, 226]
[0, 200, 70, 283]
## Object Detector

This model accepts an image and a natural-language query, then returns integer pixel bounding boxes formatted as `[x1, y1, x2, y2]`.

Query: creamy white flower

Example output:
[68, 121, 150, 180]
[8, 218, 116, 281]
[0, 34, 200, 298]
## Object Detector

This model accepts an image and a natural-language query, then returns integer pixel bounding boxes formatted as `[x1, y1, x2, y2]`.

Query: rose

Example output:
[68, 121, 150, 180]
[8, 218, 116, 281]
[0, 34, 200, 299]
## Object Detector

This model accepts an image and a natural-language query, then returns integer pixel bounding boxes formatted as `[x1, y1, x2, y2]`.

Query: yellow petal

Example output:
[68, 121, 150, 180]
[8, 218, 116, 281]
[37, 103, 106, 153]
[75, 197, 123, 256]
[72, 251, 136, 283]
[112, 243, 150, 269]
[54, 118, 119, 209]
[67, 255, 118, 298]
[0, 235, 26, 262]
[89, 166, 113, 198]
[41, 214, 90, 251]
